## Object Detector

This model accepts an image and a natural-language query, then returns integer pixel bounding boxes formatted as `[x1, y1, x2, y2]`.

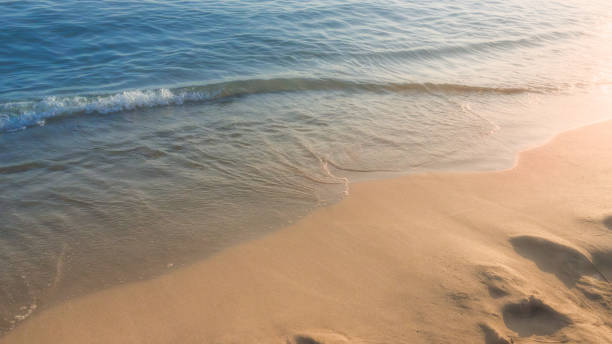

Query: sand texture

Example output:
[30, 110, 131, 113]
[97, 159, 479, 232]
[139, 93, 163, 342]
[3, 121, 612, 344]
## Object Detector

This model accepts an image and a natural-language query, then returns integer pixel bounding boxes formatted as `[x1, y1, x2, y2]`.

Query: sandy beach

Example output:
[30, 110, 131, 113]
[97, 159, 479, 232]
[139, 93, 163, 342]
[3, 120, 612, 344]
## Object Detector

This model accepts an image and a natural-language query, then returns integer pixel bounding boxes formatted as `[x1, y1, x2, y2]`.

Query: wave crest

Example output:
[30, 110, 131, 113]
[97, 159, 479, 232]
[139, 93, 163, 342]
[0, 78, 540, 133]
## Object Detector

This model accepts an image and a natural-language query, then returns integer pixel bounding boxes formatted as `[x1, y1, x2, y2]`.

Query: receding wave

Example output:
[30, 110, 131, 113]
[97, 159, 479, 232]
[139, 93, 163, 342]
[0, 78, 542, 133]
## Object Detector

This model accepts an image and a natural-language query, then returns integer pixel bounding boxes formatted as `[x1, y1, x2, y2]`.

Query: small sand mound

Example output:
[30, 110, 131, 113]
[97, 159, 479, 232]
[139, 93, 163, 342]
[502, 296, 570, 337]
[591, 250, 612, 282]
[476, 265, 524, 299]
[478, 323, 511, 344]
[509, 236, 601, 287]
[576, 276, 612, 310]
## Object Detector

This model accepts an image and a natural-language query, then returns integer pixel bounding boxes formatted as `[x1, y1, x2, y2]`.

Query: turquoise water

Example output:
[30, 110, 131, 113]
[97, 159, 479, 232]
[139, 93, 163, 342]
[1, 0, 612, 334]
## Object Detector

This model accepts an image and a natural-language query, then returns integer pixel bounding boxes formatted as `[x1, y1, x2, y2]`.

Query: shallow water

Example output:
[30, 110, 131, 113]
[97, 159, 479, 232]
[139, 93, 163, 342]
[1, 0, 612, 333]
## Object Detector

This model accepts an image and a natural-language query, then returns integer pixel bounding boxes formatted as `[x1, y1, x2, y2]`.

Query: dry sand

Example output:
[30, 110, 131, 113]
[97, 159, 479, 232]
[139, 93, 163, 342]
[3, 121, 612, 344]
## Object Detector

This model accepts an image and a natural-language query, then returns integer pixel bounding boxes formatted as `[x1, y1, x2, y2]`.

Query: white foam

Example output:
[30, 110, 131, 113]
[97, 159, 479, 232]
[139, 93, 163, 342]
[0, 88, 213, 133]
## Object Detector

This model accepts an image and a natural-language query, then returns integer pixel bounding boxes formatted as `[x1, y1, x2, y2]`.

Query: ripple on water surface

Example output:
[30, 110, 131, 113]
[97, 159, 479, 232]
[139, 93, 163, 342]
[1, 0, 612, 335]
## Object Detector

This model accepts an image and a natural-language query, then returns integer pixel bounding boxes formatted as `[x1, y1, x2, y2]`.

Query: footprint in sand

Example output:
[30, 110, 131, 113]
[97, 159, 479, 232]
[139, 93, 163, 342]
[291, 336, 322, 344]
[501, 296, 571, 337]
[602, 216, 612, 230]
[476, 236, 611, 343]
[287, 331, 350, 344]
[509, 235, 605, 287]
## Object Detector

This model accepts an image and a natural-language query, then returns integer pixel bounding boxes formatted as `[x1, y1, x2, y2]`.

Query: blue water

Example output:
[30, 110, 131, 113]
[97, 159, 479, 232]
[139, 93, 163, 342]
[2, 0, 611, 131]
[1, 0, 612, 334]
[1, 0, 573, 99]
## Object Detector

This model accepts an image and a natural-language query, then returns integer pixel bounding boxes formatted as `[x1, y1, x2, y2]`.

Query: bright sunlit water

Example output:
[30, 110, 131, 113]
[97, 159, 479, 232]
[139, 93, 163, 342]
[1, 0, 612, 334]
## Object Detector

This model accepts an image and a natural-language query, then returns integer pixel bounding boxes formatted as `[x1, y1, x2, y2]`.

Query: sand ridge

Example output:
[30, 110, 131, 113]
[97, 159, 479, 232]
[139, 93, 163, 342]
[2, 121, 612, 343]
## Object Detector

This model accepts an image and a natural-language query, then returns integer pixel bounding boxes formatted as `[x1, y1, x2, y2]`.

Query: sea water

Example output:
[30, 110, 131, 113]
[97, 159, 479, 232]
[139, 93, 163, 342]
[1, 0, 611, 333]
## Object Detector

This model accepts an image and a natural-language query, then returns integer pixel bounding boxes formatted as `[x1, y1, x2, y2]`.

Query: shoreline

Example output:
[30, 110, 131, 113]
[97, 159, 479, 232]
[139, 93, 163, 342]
[3, 120, 612, 343]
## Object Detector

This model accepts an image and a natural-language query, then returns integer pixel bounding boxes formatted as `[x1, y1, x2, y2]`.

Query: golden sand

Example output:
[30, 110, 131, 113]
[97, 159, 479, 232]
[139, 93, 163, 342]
[3, 121, 612, 344]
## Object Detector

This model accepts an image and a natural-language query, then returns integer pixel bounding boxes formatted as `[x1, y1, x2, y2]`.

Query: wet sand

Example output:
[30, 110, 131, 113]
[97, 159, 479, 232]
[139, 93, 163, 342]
[3, 120, 612, 344]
